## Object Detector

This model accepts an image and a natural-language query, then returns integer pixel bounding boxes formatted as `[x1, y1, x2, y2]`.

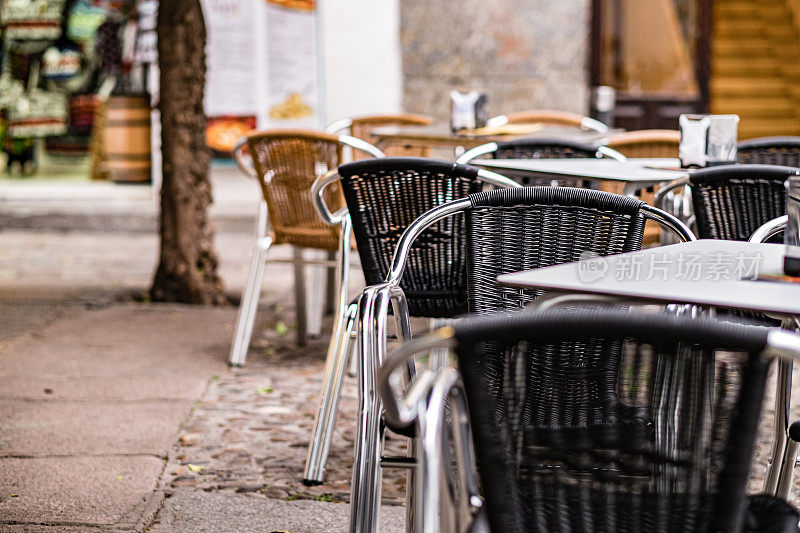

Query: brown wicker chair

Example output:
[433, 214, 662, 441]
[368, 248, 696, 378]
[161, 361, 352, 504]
[326, 113, 434, 159]
[488, 109, 609, 133]
[605, 129, 681, 158]
[228, 129, 383, 367]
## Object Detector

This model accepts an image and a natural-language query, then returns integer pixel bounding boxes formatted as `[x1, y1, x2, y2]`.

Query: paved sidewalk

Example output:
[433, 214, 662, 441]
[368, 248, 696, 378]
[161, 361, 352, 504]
[0, 226, 398, 532]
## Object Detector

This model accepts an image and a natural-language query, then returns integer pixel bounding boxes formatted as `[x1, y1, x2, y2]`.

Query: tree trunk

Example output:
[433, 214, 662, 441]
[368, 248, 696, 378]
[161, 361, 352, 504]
[150, 0, 226, 304]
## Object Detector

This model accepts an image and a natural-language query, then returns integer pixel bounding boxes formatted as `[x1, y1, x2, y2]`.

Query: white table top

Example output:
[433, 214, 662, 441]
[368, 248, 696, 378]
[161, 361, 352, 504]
[497, 240, 800, 316]
[475, 158, 687, 184]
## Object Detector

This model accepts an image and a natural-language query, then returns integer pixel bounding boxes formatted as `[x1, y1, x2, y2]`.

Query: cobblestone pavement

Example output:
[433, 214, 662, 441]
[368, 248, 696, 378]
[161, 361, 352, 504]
[162, 300, 411, 507]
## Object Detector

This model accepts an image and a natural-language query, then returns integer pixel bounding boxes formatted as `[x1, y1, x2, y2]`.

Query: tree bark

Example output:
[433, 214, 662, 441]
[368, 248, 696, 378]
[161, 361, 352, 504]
[151, 0, 226, 304]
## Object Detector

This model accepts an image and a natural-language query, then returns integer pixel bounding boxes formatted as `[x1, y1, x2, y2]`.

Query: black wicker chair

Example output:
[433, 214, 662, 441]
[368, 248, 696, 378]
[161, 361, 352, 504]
[353, 187, 693, 531]
[465, 187, 675, 314]
[306, 157, 519, 491]
[688, 164, 799, 241]
[456, 138, 626, 187]
[379, 308, 800, 532]
[738, 136, 800, 167]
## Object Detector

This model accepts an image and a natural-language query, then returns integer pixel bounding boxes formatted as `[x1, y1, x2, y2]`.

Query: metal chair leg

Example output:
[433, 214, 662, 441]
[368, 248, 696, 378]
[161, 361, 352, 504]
[303, 302, 357, 485]
[347, 321, 358, 377]
[293, 246, 308, 346]
[307, 249, 326, 338]
[765, 356, 793, 494]
[304, 216, 355, 484]
[325, 250, 337, 315]
[350, 285, 392, 533]
[228, 236, 273, 367]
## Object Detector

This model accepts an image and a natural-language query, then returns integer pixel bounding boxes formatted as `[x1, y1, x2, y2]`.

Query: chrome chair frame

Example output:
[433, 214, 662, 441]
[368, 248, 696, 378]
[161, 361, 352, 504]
[749, 215, 798, 497]
[349, 192, 693, 532]
[379, 323, 800, 533]
[455, 140, 626, 165]
[313, 167, 520, 531]
[228, 133, 384, 367]
[485, 113, 609, 134]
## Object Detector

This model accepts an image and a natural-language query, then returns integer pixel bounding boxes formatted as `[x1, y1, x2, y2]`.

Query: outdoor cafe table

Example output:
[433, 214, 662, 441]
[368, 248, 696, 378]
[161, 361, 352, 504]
[370, 123, 616, 153]
[474, 157, 686, 196]
[497, 239, 800, 497]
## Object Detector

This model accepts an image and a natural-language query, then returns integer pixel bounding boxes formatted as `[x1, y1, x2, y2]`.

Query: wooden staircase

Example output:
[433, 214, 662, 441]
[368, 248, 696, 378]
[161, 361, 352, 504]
[712, 0, 800, 138]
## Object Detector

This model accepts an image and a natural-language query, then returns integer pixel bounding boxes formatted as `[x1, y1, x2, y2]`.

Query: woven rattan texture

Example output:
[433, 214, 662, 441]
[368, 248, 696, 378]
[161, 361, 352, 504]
[350, 114, 432, 159]
[248, 132, 343, 251]
[454, 309, 771, 533]
[338, 158, 482, 318]
[606, 130, 680, 158]
[738, 137, 800, 167]
[491, 138, 599, 187]
[689, 164, 797, 241]
[466, 187, 645, 313]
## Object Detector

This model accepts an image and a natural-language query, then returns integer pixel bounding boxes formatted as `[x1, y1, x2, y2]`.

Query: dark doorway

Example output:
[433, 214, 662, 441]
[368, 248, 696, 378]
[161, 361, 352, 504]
[590, 0, 712, 130]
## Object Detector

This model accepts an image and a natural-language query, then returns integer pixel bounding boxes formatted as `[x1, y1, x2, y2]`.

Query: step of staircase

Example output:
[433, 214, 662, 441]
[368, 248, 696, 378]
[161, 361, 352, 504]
[716, 3, 787, 20]
[714, 39, 773, 57]
[712, 98, 796, 117]
[711, 77, 787, 97]
[713, 58, 781, 77]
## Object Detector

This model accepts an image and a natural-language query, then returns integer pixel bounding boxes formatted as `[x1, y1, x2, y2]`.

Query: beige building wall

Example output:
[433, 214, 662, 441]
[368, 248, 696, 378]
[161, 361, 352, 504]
[400, 0, 590, 121]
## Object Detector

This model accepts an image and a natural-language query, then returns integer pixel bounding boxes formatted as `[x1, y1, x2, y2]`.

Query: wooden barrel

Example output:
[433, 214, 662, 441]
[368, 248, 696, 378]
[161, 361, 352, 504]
[102, 96, 152, 183]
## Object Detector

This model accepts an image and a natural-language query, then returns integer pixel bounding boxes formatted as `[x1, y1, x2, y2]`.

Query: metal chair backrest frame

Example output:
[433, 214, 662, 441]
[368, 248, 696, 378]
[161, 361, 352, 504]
[325, 113, 434, 159]
[385, 187, 694, 312]
[233, 129, 384, 251]
[738, 136, 800, 167]
[487, 108, 609, 133]
[456, 138, 626, 188]
[379, 308, 800, 533]
[688, 164, 799, 241]
[312, 157, 520, 318]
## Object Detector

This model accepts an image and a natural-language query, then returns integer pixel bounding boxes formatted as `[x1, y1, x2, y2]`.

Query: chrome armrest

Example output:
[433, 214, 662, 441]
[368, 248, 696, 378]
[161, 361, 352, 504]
[640, 204, 697, 242]
[477, 168, 521, 189]
[455, 142, 498, 165]
[582, 116, 610, 133]
[386, 198, 473, 285]
[233, 136, 258, 179]
[485, 115, 508, 128]
[324, 117, 353, 135]
[750, 215, 787, 243]
[385, 174, 517, 284]
[311, 170, 348, 225]
[653, 176, 691, 212]
[378, 327, 456, 433]
[596, 145, 627, 161]
[338, 134, 385, 159]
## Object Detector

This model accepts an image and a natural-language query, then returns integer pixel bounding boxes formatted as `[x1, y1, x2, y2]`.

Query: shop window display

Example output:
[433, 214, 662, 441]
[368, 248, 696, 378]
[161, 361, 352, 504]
[0, 0, 155, 180]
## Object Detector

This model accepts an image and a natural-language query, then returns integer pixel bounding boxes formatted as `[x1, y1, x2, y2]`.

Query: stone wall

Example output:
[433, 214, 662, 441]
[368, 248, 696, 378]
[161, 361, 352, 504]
[400, 0, 589, 121]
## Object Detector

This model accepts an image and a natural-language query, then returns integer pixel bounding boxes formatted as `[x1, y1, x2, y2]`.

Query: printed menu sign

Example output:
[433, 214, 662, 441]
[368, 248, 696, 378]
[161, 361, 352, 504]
[264, 0, 320, 128]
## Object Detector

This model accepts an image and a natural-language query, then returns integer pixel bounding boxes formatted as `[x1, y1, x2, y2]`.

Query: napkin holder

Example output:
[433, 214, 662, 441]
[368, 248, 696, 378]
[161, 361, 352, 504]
[679, 114, 739, 168]
[450, 90, 487, 132]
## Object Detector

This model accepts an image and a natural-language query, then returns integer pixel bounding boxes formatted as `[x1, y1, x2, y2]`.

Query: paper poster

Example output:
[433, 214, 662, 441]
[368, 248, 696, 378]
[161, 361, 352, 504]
[264, 0, 321, 128]
[202, 0, 260, 117]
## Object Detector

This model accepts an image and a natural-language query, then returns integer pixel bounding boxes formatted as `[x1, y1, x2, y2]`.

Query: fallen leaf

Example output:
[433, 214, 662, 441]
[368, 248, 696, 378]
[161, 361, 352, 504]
[116, 475, 123, 481]
[256, 387, 274, 394]
[179, 433, 201, 446]
[275, 321, 288, 335]
[187, 464, 204, 472]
